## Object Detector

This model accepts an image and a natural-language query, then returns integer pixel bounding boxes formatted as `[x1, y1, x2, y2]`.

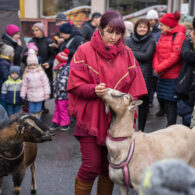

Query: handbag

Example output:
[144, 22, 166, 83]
[175, 62, 193, 95]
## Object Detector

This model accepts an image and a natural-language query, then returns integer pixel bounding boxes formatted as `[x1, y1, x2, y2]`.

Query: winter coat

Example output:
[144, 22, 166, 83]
[67, 30, 147, 145]
[1, 33, 23, 65]
[53, 63, 69, 100]
[20, 67, 51, 102]
[80, 21, 96, 42]
[28, 36, 56, 82]
[127, 33, 155, 94]
[153, 24, 186, 79]
[180, 36, 195, 106]
[0, 58, 10, 91]
[151, 23, 161, 44]
[59, 30, 84, 62]
[1, 76, 22, 105]
[0, 104, 8, 125]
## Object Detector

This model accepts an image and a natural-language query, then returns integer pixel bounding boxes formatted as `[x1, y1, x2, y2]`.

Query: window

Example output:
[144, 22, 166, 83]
[109, 0, 167, 16]
[40, 0, 90, 17]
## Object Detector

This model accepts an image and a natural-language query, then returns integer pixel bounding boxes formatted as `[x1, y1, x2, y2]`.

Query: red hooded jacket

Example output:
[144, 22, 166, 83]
[153, 24, 186, 79]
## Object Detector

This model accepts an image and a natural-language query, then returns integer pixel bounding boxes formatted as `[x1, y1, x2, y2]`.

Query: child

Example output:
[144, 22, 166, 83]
[1, 66, 22, 116]
[52, 49, 70, 131]
[20, 50, 50, 118]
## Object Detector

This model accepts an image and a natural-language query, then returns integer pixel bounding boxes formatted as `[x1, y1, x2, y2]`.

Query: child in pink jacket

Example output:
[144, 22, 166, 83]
[20, 50, 50, 118]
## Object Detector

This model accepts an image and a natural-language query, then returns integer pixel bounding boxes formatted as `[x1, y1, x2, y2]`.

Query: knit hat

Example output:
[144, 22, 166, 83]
[139, 159, 195, 195]
[9, 65, 20, 75]
[59, 23, 72, 34]
[56, 49, 69, 63]
[27, 42, 38, 52]
[5, 24, 20, 36]
[160, 11, 181, 28]
[27, 49, 39, 65]
[193, 17, 195, 29]
[56, 12, 68, 22]
[0, 43, 14, 59]
[146, 10, 159, 20]
[32, 23, 44, 32]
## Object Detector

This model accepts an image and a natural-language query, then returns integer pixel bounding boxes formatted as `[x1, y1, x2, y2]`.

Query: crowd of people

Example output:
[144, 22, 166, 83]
[0, 8, 195, 194]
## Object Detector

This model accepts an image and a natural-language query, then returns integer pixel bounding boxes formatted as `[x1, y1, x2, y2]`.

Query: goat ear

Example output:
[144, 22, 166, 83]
[105, 103, 110, 114]
[32, 111, 43, 119]
[128, 100, 143, 111]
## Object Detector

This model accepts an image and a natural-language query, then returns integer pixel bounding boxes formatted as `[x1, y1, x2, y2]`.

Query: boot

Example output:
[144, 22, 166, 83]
[97, 175, 114, 195]
[75, 177, 93, 195]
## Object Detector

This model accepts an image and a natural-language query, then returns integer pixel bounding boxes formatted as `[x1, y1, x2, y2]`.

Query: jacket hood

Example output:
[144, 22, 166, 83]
[167, 24, 186, 35]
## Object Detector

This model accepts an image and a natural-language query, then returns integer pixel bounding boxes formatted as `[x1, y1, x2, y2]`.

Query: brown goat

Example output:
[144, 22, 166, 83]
[0, 112, 54, 195]
[102, 88, 195, 195]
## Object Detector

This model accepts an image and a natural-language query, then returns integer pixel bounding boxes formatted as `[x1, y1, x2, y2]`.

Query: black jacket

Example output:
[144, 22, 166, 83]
[60, 30, 83, 63]
[28, 36, 56, 81]
[1, 33, 23, 66]
[80, 21, 96, 42]
[127, 33, 156, 94]
[181, 36, 195, 106]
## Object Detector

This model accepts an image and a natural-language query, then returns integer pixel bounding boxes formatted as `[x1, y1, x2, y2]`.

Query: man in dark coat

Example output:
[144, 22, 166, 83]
[80, 12, 101, 42]
[59, 23, 83, 63]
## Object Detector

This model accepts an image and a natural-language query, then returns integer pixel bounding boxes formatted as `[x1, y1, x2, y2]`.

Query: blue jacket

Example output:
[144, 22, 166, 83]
[1, 76, 22, 105]
[151, 23, 161, 44]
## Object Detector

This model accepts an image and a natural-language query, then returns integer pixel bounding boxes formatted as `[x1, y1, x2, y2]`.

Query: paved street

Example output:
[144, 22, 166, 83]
[1, 96, 181, 195]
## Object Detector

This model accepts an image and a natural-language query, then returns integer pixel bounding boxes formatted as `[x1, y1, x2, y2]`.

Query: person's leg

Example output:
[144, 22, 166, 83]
[58, 100, 70, 127]
[164, 100, 177, 126]
[138, 96, 149, 131]
[75, 136, 102, 194]
[29, 102, 36, 115]
[52, 99, 60, 126]
[13, 104, 21, 114]
[6, 104, 13, 117]
[97, 146, 114, 195]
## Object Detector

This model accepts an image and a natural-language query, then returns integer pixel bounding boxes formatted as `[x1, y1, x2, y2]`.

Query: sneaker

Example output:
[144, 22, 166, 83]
[52, 123, 59, 128]
[60, 125, 70, 131]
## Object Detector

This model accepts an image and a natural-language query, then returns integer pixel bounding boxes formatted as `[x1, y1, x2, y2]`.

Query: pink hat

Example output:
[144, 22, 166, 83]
[5, 24, 20, 36]
[32, 23, 44, 32]
[56, 49, 69, 63]
[27, 51, 39, 65]
[27, 42, 38, 52]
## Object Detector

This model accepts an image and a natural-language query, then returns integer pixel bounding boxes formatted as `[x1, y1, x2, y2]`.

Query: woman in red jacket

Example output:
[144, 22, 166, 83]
[67, 10, 147, 194]
[153, 11, 186, 127]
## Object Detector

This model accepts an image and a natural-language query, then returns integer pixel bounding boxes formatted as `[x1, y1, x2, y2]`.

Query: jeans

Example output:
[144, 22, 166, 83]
[29, 101, 43, 119]
[6, 104, 21, 117]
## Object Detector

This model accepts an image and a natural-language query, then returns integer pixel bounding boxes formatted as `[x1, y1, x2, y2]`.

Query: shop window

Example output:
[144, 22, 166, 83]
[109, 0, 167, 16]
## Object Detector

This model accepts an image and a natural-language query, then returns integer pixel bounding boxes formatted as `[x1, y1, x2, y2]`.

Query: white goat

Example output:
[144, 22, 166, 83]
[102, 88, 195, 195]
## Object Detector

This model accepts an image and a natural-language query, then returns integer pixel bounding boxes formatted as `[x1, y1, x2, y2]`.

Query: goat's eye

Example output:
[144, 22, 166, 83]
[124, 95, 129, 100]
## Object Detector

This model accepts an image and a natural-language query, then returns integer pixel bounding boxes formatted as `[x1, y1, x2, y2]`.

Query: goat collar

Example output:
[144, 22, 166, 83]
[108, 139, 135, 187]
[107, 133, 129, 141]
[0, 143, 24, 161]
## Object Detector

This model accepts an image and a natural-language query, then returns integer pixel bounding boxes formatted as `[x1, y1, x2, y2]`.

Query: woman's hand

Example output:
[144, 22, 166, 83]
[95, 83, 107, 97]
[42, 63, 50, 69]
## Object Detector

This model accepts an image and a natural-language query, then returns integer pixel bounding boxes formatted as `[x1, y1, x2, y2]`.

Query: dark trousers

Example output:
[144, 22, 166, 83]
[138, 95, 149, 131]
[162, 99, 177, 126]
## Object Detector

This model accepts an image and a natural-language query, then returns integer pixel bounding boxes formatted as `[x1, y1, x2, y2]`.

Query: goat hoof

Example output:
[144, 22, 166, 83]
[31, 189, 36, 194]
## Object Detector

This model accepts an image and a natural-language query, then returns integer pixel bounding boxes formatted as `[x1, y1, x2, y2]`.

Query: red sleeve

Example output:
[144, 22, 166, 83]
[154, 33, 186, 74]
[69, 84, 97, 99]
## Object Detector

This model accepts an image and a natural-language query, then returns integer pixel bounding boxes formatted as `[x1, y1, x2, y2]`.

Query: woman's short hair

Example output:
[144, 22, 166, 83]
[99, 10, 125, 36]
[134, 18, 150, 34]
